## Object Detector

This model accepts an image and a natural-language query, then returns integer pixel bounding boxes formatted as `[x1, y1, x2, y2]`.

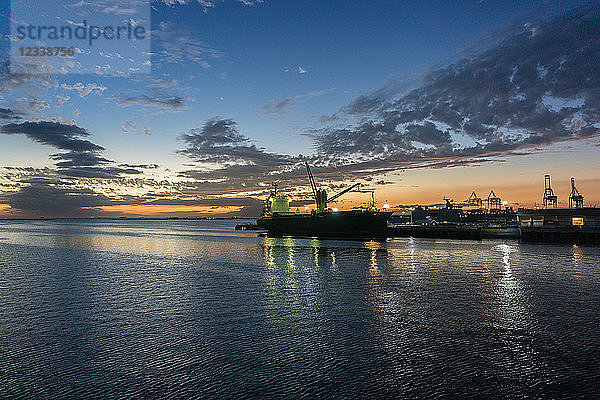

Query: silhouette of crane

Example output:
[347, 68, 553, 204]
[466, 191, 483, 208]
[487, 190, 502, 211]
[569, 177, 584, 208]
[305, 162, 360, 212]
[542, 174, 558, 208]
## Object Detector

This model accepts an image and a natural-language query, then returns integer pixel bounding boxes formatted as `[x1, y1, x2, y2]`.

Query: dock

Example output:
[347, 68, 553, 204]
[517, 208, 600, 245]
[387, 224, 519, 240]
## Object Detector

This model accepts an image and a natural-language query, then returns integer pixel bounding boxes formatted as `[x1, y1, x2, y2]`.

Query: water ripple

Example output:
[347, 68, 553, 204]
[1, 221, 599, 398]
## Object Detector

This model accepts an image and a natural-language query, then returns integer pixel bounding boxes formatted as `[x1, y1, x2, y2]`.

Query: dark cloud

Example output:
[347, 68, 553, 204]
[49, 151, 143, 178]
[313, 6, 600, 166]
[148, 195, 264, 217]
[0, 108, 22, 120]
[50, 151, 111, 168]
[0, 183, 118, 218]
[179, 118, 291, 167]
[1, 121, 104, 152]
[405, 122, 452, 147]
[57, 166, 142, 179]
[1, 121, 145, 179]
[119, 163, 160, 169]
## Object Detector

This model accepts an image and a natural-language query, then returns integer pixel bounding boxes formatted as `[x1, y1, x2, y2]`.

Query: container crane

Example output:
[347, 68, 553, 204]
[542, 174, 558, 208]
[569, 177, 584, 208]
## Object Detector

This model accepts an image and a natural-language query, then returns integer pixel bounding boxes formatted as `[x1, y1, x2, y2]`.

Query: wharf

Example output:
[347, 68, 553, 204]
[520, 227, 600, 245]
[518, 208, 600, 245]
[388, 224, 520, 240]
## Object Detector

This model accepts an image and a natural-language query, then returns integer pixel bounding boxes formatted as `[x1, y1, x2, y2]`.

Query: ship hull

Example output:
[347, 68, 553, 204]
[257, 210, 392, 238]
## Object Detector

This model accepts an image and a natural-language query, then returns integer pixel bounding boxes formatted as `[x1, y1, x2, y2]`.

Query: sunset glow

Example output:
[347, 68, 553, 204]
[1, 1, 598, 218]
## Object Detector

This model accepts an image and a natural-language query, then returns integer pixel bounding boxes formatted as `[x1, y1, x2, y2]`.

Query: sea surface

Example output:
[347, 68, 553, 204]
[0, 219, 599, 399]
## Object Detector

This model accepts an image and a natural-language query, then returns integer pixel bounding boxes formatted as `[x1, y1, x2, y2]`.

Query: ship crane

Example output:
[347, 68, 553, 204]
[305, 162, 361, 212]
[328, 183, 362, 203]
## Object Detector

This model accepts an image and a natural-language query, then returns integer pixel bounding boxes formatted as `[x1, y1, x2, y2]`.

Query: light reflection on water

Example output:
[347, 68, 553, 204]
[1, 219, 600, 398]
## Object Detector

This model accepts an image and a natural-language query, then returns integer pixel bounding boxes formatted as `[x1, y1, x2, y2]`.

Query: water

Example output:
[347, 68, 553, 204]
[1, 219, 599, 398]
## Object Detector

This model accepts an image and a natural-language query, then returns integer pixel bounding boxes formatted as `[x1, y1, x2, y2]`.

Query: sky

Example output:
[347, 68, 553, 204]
[0, 0, 599, 218]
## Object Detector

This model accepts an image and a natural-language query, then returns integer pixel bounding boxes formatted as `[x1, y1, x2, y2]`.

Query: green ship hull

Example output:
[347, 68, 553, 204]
[257, 210, 393, 238]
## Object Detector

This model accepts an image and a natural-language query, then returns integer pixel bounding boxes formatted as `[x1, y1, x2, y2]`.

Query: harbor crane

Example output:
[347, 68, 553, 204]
[569, 177, 584, 208]
[487, 190, 502, 211]
[305, 162, 361, 212]
[466, 191, 483, 208]
[542, 174, 558, 208]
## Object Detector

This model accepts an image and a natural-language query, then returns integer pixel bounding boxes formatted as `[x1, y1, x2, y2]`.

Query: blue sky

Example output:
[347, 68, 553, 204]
[0, 0, 598, 217]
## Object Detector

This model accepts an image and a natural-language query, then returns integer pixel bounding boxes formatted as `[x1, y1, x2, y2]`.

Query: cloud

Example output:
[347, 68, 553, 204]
[119, 163, 160, 169]
[1, 121, 104, 152]
[0, 183, 118, 218]
[15, 97, 50, 113]
[121, 120, 137, 133]
[236, 0, 263, 5]
[153, 22, 224, 67]
[179, 118, 290, 167]
[261, 88, 334, 115]
[57, 166, 142, 179]
[146, 196, 264, 217]
[59, 83, 107, 97]
[118, 94, 186, 110]
[0, 60, 57, 97]
[262, 98, 296, 114]
[48, 151, 143, 179]
[312, 6, 600, 167]
[56, 95, 71, 107]
[50, 151, 111, 168]
[158, 0, 263, 8]
[1, 120, 145, 179]
[0, 108, 22, 120]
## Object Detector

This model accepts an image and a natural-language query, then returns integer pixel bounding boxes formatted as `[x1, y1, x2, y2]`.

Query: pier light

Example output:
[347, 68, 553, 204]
[572, 217, 584, 226]
[382, 203, 390, 209]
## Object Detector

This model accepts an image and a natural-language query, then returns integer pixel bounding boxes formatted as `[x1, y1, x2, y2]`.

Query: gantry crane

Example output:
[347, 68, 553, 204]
[569, 177, 584, 208]
[487, 190, 502, 211]
[542, 174, 558, 208]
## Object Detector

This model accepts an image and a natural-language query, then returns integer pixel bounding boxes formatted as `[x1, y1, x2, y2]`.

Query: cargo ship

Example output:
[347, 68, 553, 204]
[256, 163, 392, 237]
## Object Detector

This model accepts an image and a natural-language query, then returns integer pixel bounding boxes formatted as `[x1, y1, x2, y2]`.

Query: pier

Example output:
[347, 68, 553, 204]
[518, 208, 600, 245]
